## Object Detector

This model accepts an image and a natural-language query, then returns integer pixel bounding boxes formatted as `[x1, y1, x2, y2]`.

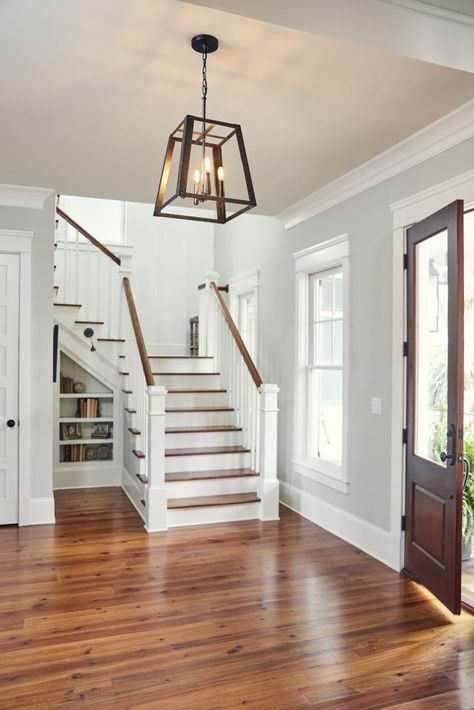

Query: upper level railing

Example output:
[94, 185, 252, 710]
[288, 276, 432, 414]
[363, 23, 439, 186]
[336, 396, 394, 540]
[56, 207, 121, 265]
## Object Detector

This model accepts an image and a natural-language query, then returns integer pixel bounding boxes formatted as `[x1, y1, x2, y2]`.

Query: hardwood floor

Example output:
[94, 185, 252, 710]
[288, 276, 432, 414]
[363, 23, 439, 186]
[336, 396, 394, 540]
[1, 488, 473, 709]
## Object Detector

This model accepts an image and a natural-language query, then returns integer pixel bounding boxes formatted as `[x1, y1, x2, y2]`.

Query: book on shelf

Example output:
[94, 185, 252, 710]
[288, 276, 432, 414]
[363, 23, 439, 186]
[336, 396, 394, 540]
[75, 398, 101, 418]
[60, 374, 74, 393]
[61, 443, 113, 463]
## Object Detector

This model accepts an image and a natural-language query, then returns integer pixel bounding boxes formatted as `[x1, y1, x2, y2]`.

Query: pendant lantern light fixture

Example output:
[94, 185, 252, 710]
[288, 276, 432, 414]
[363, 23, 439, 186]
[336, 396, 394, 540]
[153, 34, 256, 224]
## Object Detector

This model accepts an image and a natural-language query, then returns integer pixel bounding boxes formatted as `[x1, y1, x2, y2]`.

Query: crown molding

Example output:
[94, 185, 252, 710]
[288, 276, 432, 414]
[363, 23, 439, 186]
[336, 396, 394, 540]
[0, 184, 55, 210]
[379, 0, 474, 27]
[278, 100, 474, 231]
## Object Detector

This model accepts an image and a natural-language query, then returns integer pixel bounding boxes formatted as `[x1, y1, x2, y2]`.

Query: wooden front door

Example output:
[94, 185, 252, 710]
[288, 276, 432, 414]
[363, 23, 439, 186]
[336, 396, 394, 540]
[405, 200, 464, 614]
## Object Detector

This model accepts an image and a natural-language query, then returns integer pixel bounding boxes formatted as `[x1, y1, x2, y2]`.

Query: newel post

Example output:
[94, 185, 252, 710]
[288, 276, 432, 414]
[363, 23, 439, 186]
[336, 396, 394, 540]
[258, 384, 280, 521]
[198, 270, 219, 357]
[118, 253, 133, 340]
[146, 385, 168, 532]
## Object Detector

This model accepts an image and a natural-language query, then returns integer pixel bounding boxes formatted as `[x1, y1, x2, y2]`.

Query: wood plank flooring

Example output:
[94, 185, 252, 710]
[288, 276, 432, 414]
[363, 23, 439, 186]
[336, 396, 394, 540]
[0, 488, 473, 709]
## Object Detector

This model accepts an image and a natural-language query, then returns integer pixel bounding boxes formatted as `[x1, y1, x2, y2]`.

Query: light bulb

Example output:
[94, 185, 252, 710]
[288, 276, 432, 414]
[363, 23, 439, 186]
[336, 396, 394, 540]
[204, 156, 211, 173]
[217, 166, 224, 181]
[193, 169, 200, 185]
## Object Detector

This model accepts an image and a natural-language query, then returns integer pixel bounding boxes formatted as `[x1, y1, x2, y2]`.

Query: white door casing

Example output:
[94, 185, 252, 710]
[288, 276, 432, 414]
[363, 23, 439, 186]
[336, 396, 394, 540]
[390, 168, 474, 572]
[0, 253, 19, 524]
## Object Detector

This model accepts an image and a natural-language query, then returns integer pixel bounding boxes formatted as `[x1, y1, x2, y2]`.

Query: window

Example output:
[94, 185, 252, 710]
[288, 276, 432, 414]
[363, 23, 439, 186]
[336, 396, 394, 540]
[229, 269, 259, 364]
[308, 267, 343, 465]
[293, 235, 350, 492]
[238, 291, 256, 360]
[59, 196, 126, 244]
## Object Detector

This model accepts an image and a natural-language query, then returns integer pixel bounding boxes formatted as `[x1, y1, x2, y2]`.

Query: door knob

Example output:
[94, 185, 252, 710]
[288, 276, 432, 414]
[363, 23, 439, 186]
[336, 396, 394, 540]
[6, 419, 15, 428]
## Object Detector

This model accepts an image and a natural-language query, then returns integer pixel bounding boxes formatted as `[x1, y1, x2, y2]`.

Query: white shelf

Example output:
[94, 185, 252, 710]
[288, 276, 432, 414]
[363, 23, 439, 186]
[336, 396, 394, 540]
[60, 393, 112, 399]
[59, 417, 114, 423]
[59, 439, 114, 445]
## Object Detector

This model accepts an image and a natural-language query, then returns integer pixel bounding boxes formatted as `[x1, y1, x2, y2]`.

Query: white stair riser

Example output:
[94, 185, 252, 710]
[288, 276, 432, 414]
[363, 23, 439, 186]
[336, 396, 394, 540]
[166, 476, 258, 498]
[148, 357, 215, 373]
[165, 429, 243, 448]
[167, 501, 261, 527]
[155, 374, 221, 389]
[165, 410, 235, 428]
[166, 392, 229, 407]
[165, 451, 250, 473]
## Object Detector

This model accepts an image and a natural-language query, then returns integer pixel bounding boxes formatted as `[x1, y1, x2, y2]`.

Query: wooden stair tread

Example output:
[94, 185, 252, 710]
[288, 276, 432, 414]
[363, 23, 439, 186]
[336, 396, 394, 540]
[124, 407, 136, 413]
[165, 406, 234, 413]
[167, 389, 226, 394]
[132, 449, 145, 459]
[129, 427, 141, 435]
[98, 337, 125, 342]
[136, 473, 148, 484]
[74, 320, 104, 325]
[121, 389, 132, 394]
[140, 499, 146, 507]
[165, 426, 242, 434]
[54, 302, 82, 308]
[119, 371, 130, 375]
[165, 445, 250, 457]
[168, 493, 260, 509]
[166, 468, 258, 482]
[118, 355, 126, 358]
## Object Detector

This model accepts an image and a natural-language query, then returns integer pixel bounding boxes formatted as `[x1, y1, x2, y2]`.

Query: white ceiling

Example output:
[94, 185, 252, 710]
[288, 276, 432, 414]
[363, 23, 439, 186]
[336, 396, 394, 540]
[1, 0, 473, 215]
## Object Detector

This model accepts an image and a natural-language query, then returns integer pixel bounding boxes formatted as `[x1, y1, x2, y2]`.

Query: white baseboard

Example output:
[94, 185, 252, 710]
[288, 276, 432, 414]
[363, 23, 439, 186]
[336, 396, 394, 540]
[29, 497, 55, 525]
[53, 465, 121, 489]
[280, 481, 401, 571]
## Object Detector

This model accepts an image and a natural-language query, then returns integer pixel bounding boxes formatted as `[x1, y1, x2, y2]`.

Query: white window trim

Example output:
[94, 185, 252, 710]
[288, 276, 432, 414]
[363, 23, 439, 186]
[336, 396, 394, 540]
[228, 268, 260, 363]
[293, 234, 351, 493]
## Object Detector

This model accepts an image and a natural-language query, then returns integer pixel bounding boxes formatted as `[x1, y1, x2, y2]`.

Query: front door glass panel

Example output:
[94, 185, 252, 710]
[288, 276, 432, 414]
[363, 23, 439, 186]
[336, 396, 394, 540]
[414, 229, 448, 465]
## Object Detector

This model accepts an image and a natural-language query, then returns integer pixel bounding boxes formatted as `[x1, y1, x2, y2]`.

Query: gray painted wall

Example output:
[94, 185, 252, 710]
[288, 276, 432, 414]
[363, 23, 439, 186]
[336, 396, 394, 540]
[0, 197, 55, 503]
[214, 137, 474, 532]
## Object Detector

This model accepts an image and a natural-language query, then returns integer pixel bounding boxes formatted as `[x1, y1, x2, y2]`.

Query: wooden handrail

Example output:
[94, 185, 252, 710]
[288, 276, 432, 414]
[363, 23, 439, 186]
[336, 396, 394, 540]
[210, 281, 263, 388]
[198, 282, 229, 292]
[56, 207, 121, 266]
[122, 277, 155, 387]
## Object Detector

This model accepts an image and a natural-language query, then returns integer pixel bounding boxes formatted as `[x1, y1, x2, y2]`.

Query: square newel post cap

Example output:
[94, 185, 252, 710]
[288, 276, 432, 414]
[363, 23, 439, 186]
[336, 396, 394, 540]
[204, 270, 220, 287]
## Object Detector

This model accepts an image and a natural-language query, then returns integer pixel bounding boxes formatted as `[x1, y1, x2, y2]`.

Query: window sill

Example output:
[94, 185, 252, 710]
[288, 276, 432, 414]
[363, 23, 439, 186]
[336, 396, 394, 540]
[291, 459, 349, 494]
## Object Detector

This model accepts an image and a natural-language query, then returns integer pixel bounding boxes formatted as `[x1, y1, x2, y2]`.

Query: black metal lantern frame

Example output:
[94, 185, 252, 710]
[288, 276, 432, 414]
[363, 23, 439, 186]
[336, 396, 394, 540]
[154, 35, 256, 225]
[154, 114, 256, 224]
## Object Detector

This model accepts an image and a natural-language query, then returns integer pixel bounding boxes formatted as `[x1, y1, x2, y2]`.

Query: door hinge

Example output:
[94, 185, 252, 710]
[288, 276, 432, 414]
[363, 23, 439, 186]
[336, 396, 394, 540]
[403, 253, 408, 270]
[401, 515, 407, 532]
[402, 428, 407, 445]
[403, 341, 408, 357]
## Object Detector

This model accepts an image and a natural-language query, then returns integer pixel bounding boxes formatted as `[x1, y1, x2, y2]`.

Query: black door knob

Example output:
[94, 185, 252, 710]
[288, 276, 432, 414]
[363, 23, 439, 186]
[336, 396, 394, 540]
[6, 419, 15, 428]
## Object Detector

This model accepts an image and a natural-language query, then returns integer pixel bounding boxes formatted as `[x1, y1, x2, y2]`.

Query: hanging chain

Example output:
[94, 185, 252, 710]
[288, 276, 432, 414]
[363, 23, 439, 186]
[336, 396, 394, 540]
[201, 47, 208, 194]
[201, 48, 208, 123]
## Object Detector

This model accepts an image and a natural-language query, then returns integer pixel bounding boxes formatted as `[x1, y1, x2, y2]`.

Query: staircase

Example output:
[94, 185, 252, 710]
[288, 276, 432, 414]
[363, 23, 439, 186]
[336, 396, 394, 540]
[54, 202, 280, 531]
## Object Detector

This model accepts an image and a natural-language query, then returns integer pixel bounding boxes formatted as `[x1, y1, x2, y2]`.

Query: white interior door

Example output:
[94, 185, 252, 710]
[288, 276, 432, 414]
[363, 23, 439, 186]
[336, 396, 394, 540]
[0, 254, 19, 524]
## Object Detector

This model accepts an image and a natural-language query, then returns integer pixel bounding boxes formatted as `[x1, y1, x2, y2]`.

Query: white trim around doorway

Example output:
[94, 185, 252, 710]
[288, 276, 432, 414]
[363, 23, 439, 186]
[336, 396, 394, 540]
[389, 168, 474, 571]
[0, 229, 38, 526]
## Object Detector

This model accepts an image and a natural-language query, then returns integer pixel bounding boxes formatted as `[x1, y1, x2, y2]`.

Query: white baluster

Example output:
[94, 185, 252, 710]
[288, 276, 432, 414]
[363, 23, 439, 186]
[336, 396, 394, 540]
[74, 229, 79, 305]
